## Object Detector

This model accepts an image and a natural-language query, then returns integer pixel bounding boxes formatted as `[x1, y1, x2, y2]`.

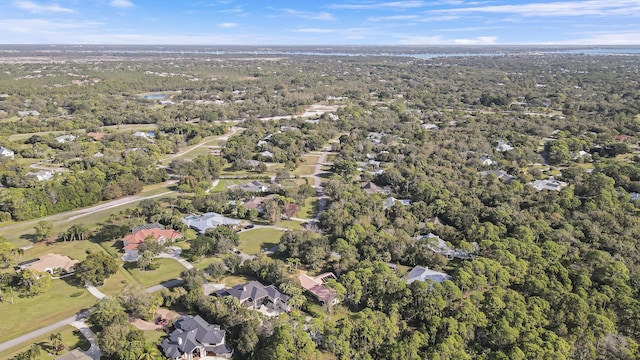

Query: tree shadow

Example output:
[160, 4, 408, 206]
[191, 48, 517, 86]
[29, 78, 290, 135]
[19, 233, 39, 243]
[71, 329, 92, 351]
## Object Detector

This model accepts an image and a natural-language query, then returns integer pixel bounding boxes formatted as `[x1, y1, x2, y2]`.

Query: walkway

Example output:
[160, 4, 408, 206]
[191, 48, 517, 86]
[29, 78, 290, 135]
[0, 311, 88, 353]
[157, 246, 194, 270]
[70, 320, 102, 360]
[85, 285, 106, 300]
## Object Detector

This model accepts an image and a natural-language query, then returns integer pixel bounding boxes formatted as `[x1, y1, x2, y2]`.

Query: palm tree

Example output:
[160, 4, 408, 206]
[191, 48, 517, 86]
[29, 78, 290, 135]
[28, 344, 41, 359]
[49, 332, 63, 354]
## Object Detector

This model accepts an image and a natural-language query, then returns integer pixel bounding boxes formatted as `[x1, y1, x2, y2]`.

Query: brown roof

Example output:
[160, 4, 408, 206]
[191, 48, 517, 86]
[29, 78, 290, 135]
[19, 253, 78, 273]
[87, 132, 106, 140]
[123, 228, 182, 251]
[298, 272, 338, 304]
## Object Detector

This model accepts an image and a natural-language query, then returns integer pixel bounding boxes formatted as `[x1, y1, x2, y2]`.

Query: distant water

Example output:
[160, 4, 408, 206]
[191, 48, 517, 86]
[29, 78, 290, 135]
[547, 48, 640, 55]
[140, 94, 167, 99]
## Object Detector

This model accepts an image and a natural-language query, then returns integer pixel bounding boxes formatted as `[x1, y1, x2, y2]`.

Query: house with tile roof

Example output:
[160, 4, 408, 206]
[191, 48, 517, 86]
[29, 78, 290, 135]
[160, 315, 232, 360]
[122, 227, 182, 262]
[16, 253, 79, 275]
[182, 213, 241, 234]
[298, 272, 339, 305]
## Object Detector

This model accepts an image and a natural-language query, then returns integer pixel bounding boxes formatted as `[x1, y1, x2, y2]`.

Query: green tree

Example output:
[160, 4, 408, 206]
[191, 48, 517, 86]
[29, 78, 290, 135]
[49, 332, 64, 355]
[17, 269, 50, 297]
[76, 252, 118, 286]
[33, 220, 53, 242]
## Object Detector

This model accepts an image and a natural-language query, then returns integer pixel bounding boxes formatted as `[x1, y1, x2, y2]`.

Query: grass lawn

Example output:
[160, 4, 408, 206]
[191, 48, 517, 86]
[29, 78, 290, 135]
[21, 240, 105, 262]
[143, 329, 167, 344]
[0, 325, 89, 360]
[299, 198, 319, 219]
[238, 228, 284, 254]
[192, 256, 224, 271]
[220, 275, 252, 287]
[293, 165, 316, 176]
[100, 267, 136, 296]
[125, 258, 186, 287]
[211, 179, 245, 192]
[279, 219, 304, 230]
[0, 279, 95, 343]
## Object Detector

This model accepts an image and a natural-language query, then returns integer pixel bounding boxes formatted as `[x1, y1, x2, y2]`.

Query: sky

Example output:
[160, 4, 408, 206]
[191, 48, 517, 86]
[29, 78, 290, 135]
[1, 0, 640, 45]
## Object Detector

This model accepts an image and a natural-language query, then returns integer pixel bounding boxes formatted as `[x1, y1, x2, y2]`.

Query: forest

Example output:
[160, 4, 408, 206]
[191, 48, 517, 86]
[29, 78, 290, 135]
[1, 48, 640, 359]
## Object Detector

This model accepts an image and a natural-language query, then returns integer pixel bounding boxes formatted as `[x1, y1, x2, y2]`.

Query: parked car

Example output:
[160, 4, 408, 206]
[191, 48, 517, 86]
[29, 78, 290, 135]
[245, 224, 255, 229]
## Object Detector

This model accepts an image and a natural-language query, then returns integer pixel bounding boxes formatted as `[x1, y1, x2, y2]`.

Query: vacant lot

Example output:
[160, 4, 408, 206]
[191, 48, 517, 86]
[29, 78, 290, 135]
[0, 325, 89, 360]
[238, 228, 284, 254]
[0, 279, 94, 343]
[126, 258, 186, 287]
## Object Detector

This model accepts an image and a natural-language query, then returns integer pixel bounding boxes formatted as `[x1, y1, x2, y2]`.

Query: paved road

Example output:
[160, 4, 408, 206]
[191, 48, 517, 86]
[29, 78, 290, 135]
[157, 246, 193, 270]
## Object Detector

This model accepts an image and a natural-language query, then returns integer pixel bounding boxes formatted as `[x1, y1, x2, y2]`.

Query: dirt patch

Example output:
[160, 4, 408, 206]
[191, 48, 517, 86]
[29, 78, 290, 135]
[129, 308, 182, 330]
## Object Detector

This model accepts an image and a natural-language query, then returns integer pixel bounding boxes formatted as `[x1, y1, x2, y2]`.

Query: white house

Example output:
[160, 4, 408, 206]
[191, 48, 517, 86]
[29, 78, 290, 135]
[55, 134, 76, 143]
[528, 177, 568, 191]
[26, 170, 54, 181]
[0, 146, 15, 159]
[406, 266, 452, 284]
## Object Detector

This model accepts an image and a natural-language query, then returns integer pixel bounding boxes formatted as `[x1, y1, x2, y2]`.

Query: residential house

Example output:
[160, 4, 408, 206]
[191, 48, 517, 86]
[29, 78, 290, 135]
[17, 110, 40, 117]
[630, 193, 640, 202]
[122, 227, 182, 262]
[382, 196, 411, 210]
[55, 134, 76, 143]
[480, 156, 495, 166]
[406, 265, 452, 285]
[243, 194, 276, 214]
[573, 150, 591, 160]
[422, 123, 439, 130]
[259, 150, 274, 159]
[133, 131, 155, 139]
[55, 349, 92, 360]
[479, 170, 516, 183]
[16, 253, 79, 275]
[0, 146, 15, 159]
[495, 140, 514, 152]
[86, 132, 105, 141]
[417, 233, 478, 260]
[237, 180, 269, 193]
[298, 272, 339, 305]
[360, 181, 388, 195]
[215, 281, 291, 314]
[160, 315, 232, 360]
[26, 170, 54, 181]
[182, 213, 241, 234]
[528, 177, 568, 191]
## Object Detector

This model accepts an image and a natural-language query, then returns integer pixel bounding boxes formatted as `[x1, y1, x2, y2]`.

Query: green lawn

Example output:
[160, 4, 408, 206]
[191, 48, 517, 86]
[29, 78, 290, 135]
[279, 219, 304, 230]
[293, 165, 316, 176]
[0, 325, 89, 360]
[100, 267, 136, 296]
[238, 228, 284, 254]
[220, 275, 252, 287]
[21, 241, 104, 263]
[125, 258, 186, 287]
[0, 279, 95, 343]
[299, 198, 319, 219]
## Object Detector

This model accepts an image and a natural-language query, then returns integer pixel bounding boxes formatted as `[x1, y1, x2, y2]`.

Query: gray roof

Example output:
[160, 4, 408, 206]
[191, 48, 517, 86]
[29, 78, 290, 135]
[55, 349, 92, 360]
[160, 315, 231, 359]
[215, 281, 290, 303]
[182, 213, 241, 234]
[131, 223, 164, 233]
[407, 265, 452, 284]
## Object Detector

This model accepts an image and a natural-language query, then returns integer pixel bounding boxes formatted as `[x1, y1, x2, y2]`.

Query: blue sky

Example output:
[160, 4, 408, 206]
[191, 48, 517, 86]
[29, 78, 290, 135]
[1, 0, 640, 45]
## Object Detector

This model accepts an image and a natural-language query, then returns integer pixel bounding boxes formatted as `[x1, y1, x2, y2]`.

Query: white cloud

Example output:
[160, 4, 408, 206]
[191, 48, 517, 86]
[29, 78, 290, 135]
[294, 28, 338, 33]
[367, 14, 421, 21]
[329, 1, 425, 10]
[559, 31, 640, 44]
[110, 0, 134, 8]
[283, 9, 335, 20]
[434, 0, 640, 17]
[397, 34, 498, 44]
[217, 22, 238, 28]
[0, 18, 101, 34]
[218, 6, 248, 16]
[14, 0, 74, 14]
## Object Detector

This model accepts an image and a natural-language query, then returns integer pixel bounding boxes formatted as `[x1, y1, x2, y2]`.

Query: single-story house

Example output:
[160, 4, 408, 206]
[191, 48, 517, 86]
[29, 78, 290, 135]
[528, 177, 568, 191]
[182, 213, 241, 234]
[480, 156, 495, 166]
[0, 146, 15, 159]
[215, 281, 291, 314]
[382, 196, 411, 210]
[478, 170, 516, 183]
[236, 180, 269, 193]
[243, 194, 276, 213]
[496, 140, 514, 152]
[26, 170, 54, 181]
[406, 265, 452, 285]
[259, 150, 274, 159]
[360, 181, 389, 195]
[55, 349, 92, 360]
[133, 131, 155, 139]
[122, 227, 182, 262]
[298, 272, 339, 305]
[55, 134, 76, 143]
[422, 123, 439, 130]
[630, 193, 640, 202]
[16, 253, 79, 275]
[17, 110, 40, 117]
[160, 315, 232, 360]
[417, 233, 454, 257]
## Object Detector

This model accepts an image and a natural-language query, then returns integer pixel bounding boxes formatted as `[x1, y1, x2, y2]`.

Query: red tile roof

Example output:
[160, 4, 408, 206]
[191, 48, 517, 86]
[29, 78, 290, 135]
[123, 229, 182, 251]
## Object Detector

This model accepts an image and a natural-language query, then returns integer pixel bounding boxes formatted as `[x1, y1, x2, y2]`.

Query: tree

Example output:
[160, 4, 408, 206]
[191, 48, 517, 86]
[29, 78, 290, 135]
[76, 252, 118, 286]
[137, 250, 154, 271]
[33, 220, 53, 242]
[17, 269, 50, 297]
[181, 268, 205, 293]
[264, 199, 281, 225]
[206, 260, 227, 281]
[224, 253, 242, 274]
[90, 297, 128, 330]
[49, 332, 64, 355]
[120, 284, 156, 319]
[0, 236, 14, 268]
